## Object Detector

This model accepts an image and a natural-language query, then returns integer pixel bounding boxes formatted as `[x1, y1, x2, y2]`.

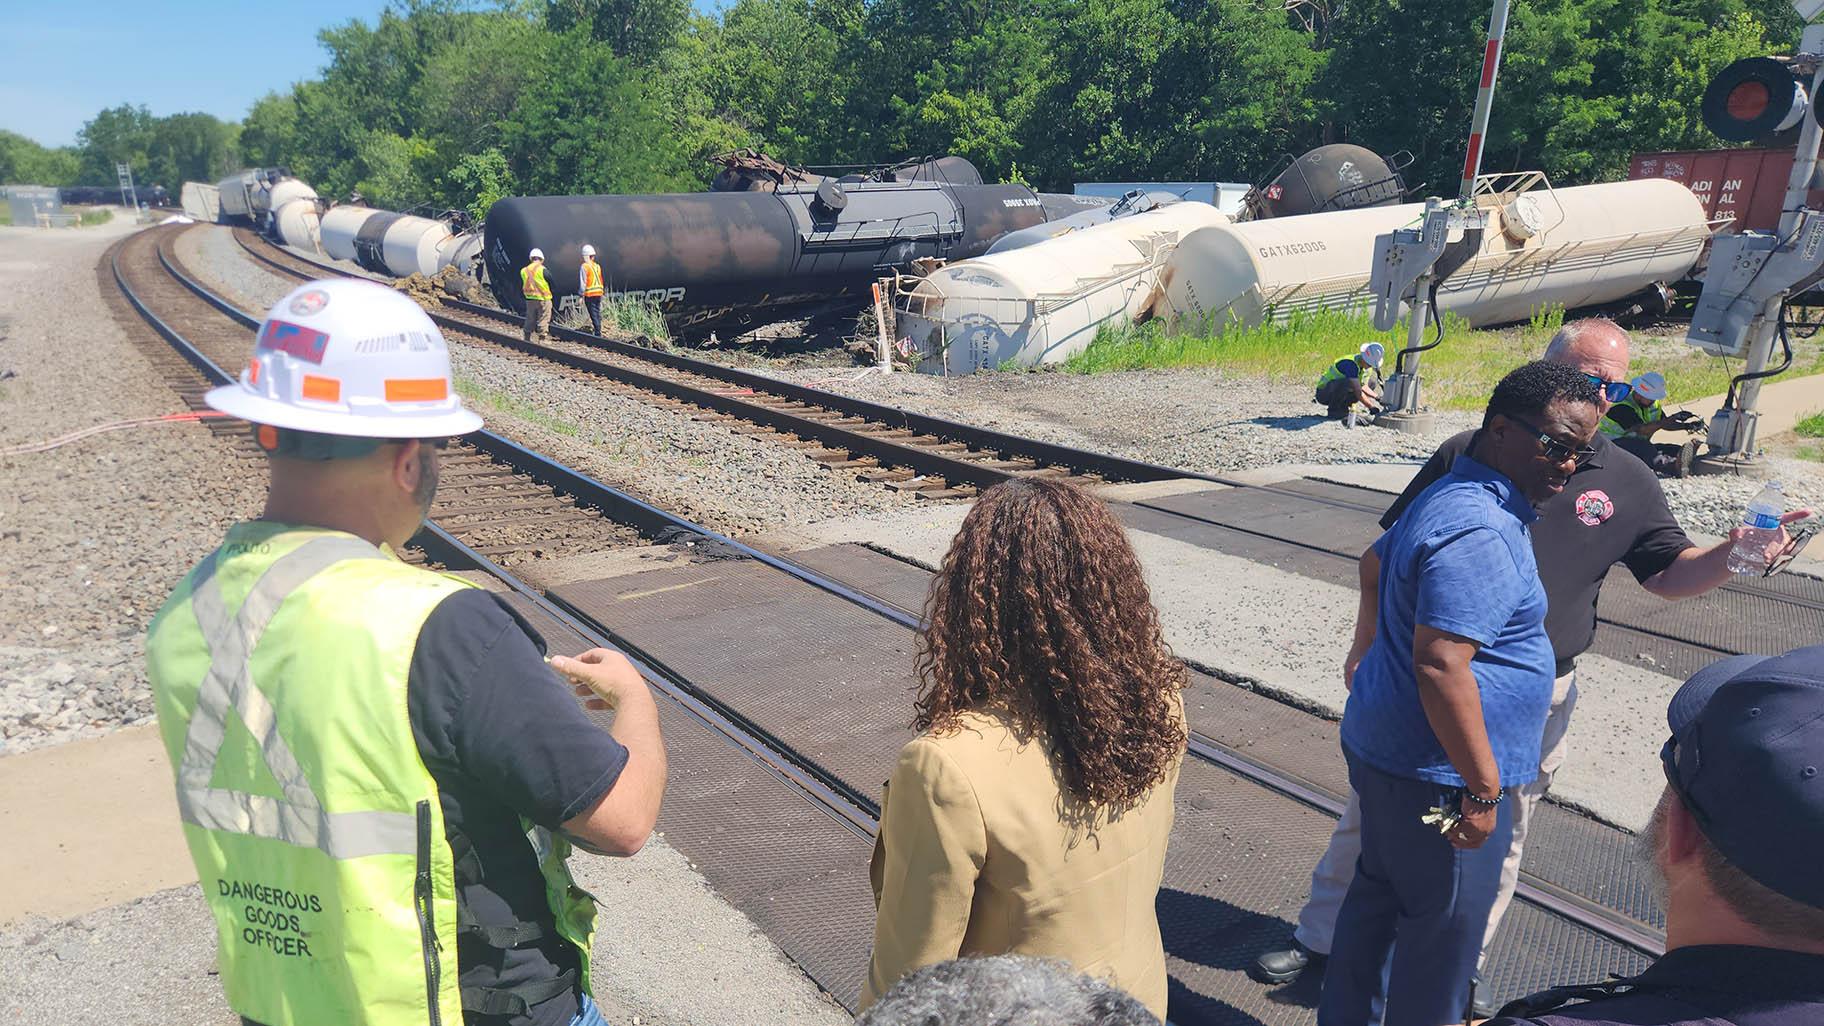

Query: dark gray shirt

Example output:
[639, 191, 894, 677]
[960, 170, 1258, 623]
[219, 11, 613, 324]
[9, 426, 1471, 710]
[1382, 430, 1693, 666]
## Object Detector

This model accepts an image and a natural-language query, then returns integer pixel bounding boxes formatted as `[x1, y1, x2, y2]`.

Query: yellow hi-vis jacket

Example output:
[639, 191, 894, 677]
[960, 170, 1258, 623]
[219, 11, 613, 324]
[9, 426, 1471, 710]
[145, 523, 596, 1026]
[580, 260, 604, 298]
[1600, 395, 1664, 437]
[521, 263, 552, 301]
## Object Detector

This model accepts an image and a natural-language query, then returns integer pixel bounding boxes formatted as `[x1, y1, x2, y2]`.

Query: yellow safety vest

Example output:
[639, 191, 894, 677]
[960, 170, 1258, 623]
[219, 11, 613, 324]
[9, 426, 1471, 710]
[1316, 357, 1378, 391]
[581, 261, 604, 298]
[521, 263, 551, 301]
[1600, 396, 1662, 437]
[145, 523, 595, 1026]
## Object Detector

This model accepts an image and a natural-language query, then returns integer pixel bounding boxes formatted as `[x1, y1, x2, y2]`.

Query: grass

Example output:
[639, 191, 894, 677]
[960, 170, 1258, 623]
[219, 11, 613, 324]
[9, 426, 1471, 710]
[1795, 411, 1824, 438]
[77, 207, 112, 227]
[0, 206, 10, 226]
[454, 375, 582, 437]
[600, 295, 671, 342]
[1060, 305, 1824, 412]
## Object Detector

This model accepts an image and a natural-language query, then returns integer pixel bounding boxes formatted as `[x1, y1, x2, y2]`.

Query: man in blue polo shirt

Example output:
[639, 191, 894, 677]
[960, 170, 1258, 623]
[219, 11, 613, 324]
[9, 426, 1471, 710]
[1317, 361, 1602, 1026]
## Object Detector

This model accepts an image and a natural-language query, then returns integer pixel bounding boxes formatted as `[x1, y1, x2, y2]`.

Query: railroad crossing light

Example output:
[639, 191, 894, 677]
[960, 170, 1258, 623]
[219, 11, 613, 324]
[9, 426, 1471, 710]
[1702, 57, 1809, 141]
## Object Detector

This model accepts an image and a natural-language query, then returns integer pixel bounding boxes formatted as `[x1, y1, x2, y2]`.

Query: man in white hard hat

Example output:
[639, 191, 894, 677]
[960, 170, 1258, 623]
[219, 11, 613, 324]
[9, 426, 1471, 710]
[145, 278, 666, 1026]
[522, 247, 552, 343]
[1314, 341, 1387, 425]
[579, 243, 605, 337]
[1601, 371, 1704, 478]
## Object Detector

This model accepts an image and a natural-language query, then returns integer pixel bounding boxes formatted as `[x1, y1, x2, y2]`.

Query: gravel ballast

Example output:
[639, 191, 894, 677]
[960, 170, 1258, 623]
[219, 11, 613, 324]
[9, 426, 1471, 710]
[769, 364, 1824, 533]
[448, 344, 925, 538]
[0, 220, 265, 756]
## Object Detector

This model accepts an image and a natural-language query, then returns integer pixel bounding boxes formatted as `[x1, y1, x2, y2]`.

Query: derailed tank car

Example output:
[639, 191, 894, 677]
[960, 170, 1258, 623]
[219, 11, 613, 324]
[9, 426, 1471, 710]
[483, 180, 1061, 333]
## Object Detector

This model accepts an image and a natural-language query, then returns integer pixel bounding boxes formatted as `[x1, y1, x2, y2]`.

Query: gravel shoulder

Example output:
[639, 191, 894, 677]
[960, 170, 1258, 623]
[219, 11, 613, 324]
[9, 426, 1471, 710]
[0, 220, 265, 756]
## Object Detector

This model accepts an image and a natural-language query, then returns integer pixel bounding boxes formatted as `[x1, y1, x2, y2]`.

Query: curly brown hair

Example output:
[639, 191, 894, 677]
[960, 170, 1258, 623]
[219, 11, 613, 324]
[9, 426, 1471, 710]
[915, 478, 1187, 808]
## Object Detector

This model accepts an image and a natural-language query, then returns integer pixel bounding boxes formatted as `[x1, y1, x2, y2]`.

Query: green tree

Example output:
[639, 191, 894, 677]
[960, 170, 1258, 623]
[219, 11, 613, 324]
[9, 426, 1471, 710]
[240, 92, 300, 168]
[76, 104, 157, 186]
[0, 131, 80, 185]
[546, 0, 688, 61]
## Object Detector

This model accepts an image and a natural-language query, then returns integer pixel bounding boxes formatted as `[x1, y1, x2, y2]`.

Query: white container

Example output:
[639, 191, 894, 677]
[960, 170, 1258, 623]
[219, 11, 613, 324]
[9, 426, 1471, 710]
[261, 178, 318, 219]
[1161, 178, 1710, 332]
[180, 181, 220, 223]
[898, 201, 1229, 374]
[380, 214, 456, 277]
[271, 198, 322, 253]
[438, 232, 484, 276]
[214, 170, 259, 221]
[320, 205, 381, 263]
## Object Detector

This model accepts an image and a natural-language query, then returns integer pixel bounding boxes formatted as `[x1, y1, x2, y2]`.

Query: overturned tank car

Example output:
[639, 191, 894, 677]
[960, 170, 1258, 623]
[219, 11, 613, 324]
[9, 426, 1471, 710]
[483, 179, 1085, 334]
[1240, 144, 1408, 221]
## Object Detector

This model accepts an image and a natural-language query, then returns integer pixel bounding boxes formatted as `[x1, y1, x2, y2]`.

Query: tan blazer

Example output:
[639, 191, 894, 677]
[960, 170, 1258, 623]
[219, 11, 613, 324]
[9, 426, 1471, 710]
[860, 704, 1183, 1017]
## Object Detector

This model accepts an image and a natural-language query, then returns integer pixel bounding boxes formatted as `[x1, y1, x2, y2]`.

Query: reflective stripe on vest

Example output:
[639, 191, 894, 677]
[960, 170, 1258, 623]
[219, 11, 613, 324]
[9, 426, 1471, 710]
[148, 526, 597, 1026]
[522, 264, 551, 301]
[174, 537, 413, 859]
[581, 261, 603, 298]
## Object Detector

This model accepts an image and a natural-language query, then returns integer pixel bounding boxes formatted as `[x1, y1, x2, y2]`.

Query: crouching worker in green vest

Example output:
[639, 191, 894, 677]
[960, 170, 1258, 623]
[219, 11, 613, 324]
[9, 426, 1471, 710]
[146, 278, 666, 1026]
[1314, 342, 1386, 426]
[1600, 371, 1705, 478]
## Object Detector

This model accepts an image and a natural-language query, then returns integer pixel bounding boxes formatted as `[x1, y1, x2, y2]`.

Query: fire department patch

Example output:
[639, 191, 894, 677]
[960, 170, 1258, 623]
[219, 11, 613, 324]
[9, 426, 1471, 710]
[1575, 488, 1614, 527]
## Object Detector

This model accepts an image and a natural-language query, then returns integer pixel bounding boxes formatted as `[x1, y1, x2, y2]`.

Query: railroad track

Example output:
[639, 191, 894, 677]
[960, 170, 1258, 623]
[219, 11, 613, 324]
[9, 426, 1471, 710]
[114, 223, 1668, 1017]
[107, 223, 879, 829]
[232, 227, 1209, 498]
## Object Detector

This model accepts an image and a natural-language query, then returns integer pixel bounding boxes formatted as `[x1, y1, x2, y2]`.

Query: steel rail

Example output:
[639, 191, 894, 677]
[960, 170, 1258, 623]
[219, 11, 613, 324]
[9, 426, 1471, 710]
[218, 226, 1666, 957]
[119, 227, 881, 842]
[232, 228, 1221, 487]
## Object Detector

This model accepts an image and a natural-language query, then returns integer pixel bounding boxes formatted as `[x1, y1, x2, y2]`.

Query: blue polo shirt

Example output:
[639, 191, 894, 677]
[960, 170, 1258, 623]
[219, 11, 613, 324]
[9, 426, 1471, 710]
[1341, 455, 1554, 787]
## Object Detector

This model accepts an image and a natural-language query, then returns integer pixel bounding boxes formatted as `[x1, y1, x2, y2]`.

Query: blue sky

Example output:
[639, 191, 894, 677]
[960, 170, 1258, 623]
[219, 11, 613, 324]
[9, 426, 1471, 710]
[1, 1, 391, 148]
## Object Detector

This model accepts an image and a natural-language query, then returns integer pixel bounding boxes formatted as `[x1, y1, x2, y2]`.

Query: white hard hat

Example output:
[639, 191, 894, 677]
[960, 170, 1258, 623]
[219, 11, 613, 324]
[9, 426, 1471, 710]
[1358, 341, 1386, 368]
[205, 278, 484, 439]
[529, 247, 544, 260]
[1630, 371, 1667, 403]
[581, 244, 596, 257]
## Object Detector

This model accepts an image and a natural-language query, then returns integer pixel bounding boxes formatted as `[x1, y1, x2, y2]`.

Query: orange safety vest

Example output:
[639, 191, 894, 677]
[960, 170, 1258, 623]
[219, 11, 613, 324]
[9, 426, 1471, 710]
[581, 261, 604, 298]
[521, 263, 551, 301]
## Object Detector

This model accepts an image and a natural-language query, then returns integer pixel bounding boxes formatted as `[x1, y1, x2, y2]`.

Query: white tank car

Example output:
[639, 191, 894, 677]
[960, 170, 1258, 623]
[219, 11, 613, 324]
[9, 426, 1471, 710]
[1161, 178, 1710, 331]
[438, 232, 484, 276]
[375, 214, 456, 277]
[320, 206, 382, 263]
[897, 201, 1229, 374]
[260, 178, 318, 220]
[271, 198, 322, 253]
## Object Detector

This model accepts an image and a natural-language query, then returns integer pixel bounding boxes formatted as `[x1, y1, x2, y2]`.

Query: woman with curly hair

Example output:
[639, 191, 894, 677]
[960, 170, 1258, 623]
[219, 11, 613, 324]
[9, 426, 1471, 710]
[860, 478, 1187, 1019]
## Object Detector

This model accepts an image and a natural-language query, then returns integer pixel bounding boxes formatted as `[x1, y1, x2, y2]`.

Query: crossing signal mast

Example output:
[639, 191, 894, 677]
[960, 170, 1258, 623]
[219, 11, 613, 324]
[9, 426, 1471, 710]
[1679, 1, 1824, 469]
[1367, 0, 1510, 432]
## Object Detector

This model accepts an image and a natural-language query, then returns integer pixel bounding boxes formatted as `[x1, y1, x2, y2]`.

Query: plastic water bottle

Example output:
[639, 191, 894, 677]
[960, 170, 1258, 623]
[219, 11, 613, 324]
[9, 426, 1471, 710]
[1728, 481, 1785, 574]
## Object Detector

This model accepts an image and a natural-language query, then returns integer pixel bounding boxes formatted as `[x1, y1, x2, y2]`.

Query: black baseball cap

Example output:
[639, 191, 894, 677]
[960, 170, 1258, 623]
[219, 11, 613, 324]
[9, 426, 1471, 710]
[1662, 645, 1824, 909]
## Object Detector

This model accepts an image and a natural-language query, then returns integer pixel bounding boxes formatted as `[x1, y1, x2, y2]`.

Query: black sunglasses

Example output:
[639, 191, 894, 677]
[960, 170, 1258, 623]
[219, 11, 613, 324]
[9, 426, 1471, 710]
[1507, 415, 1598, 466]
[1765, 518, 1819, 577]
[1582, 373, 1632, 404]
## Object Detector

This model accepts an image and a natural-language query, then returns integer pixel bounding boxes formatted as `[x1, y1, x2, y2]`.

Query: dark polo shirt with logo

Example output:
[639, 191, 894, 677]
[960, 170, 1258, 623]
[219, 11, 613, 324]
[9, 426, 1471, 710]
[1380, 430, 1693, 667]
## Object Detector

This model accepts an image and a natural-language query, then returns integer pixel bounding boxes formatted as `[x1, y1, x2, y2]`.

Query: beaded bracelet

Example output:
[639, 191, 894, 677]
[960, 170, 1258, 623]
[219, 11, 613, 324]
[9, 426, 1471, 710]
[1463, 788, 1505, 807]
